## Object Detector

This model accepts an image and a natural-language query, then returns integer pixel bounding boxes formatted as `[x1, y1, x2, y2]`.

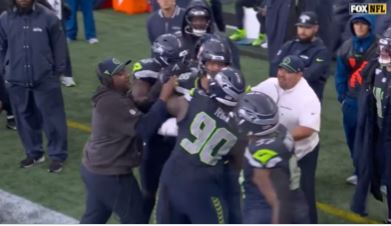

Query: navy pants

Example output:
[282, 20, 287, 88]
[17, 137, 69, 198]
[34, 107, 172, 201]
[156, 157, 228, 224]
[80, 165, 146, 223]
[243, 190, 309, 223]
[224, 163, 242, 223]
[6, 80, 67, 161]
[139, 135, 175, 222]
[0, 74, 12, 116]
[298, 144, 319, 224]
[342, 97, 358, 173]
[66, 0, 97, 40]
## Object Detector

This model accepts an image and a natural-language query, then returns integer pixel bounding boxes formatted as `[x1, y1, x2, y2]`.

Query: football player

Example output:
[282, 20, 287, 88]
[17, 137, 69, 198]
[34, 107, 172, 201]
[153, 67, 246, 223]
[177, 0, 240, 68]
[232, 91, 310, 223]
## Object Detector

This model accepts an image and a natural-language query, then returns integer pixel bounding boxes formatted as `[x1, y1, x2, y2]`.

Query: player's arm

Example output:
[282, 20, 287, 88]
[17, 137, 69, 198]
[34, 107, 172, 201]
[166, 95, 189, 122]
[253, 168, 280, 224]
[136, 77, 177, 141]
[227, 138, 247, 171]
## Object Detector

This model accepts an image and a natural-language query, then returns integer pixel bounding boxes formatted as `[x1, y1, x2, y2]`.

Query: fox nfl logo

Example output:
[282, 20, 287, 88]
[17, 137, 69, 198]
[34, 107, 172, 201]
[350, 3, 387, 15]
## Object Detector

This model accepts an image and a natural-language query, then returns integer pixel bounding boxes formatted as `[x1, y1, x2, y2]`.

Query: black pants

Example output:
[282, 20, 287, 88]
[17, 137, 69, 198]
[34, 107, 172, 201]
[80, 165, 147, 224]
[0, 74, 13, 116]
[210, 0, 225, 32]
[298, 144, 319, 224]
[6, 80, 68, 161]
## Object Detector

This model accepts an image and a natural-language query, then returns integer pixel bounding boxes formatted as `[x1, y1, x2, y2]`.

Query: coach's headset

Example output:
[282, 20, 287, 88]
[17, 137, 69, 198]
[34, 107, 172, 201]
[96, 58, 132, 87]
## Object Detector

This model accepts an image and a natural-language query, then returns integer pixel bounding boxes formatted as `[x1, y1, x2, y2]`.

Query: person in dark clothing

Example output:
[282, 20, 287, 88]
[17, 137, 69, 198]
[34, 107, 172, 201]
[0, 74, 16, 130]
[81, 57, 179, 224]
[178, 0, 240, 68]
[269, 11, 331, 102]
[38, 0, 76, 87]
[335, 14, 378, 186]
[0, 0, 16, 130]
[351, 28, 391, 222]
[209, 0, 225, 32]
[266, 0, 319, 72]
[234, 92, 309, 224]
[0, 0, 68, 172]
[146, 0, 185, 44]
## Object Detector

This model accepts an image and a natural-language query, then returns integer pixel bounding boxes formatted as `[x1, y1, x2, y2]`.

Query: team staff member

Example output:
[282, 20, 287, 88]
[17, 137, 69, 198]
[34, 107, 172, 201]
[352, 28, 391, 221]
[80, 57, 176, 223]
[270, 11, 331, 102]
[252, 55, 321, 223]
[0, 0, 68, 172]
[147, 0, 185, 44]
[335, 14, 377, 186]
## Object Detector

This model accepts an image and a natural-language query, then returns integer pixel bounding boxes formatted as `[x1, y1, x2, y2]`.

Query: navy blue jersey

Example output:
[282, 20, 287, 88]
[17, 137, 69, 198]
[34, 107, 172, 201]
[177, 89, 238, 166]
[243, 125, 300, 204]
[161, 89, 239, 182]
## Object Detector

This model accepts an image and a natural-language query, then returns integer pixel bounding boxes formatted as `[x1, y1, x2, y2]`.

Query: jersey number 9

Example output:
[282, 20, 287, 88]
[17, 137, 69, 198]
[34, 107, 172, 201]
[180, 112, 237, 166]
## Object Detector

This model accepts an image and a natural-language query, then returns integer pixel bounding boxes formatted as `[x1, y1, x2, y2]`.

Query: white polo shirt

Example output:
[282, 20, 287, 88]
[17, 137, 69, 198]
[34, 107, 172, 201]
[252, 77, 321, 160]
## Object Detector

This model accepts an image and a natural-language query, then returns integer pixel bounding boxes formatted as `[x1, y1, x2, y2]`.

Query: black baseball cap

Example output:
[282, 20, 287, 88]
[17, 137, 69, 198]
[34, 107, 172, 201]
[97, 58, 131, 77]
[296, 11, 319, 27]
[278, 55, 304, 73]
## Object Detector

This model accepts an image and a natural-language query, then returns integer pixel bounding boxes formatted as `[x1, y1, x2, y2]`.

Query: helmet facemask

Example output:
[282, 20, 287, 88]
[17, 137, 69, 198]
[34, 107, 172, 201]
[185, 8, 211, 37]
[378, 38, 391, 67]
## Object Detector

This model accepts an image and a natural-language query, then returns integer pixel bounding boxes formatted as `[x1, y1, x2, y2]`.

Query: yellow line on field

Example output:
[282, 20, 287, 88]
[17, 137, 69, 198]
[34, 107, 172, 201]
[66, 119, 382, 224]
[317, 202, 382, 224]
[66, 119, 91, 133]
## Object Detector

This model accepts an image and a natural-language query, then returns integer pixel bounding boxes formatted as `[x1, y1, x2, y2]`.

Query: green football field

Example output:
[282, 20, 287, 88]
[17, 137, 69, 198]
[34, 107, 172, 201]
[0, 9, 387, 223]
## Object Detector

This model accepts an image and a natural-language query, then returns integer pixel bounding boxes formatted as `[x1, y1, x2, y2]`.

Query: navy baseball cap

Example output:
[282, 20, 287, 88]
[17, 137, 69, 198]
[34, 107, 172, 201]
[97, 58, 131, 77]
[296, 11, 319, 27]
[278, 55, 305, 73]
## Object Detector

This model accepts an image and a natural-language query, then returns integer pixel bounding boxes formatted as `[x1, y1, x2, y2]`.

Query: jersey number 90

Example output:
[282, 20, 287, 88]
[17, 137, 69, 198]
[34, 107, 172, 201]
[180, 112, 237, 166]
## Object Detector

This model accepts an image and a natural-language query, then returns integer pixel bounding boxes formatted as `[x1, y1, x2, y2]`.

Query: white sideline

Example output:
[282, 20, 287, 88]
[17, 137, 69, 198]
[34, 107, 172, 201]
[0, 189, 78, 224]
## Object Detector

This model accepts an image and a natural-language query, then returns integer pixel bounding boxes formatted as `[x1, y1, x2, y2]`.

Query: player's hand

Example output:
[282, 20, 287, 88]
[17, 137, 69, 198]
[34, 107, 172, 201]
[159, 62, 188, 83]
[159, 76, 177, 102]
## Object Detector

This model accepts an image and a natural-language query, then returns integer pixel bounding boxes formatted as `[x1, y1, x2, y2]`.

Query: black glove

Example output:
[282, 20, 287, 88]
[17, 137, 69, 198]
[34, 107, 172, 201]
[159, 61, 189, 83]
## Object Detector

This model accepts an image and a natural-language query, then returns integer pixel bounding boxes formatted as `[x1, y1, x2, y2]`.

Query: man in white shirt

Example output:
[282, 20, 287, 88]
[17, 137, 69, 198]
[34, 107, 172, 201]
[252, 55, 321, 223]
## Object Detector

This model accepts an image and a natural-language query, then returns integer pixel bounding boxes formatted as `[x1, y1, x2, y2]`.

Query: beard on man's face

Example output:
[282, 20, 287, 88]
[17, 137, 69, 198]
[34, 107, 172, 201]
[298, 34, 314, 43]
[14, 0, 34, 13]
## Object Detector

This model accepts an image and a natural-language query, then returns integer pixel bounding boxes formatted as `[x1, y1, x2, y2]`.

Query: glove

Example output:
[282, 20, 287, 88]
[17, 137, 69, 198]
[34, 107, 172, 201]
[158, 118, 178, 137]
[159, 61, 189, 83]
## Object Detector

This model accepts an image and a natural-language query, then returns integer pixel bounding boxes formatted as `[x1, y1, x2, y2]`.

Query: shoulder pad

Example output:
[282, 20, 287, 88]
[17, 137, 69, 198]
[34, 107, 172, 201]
[245, 147, 282, 169]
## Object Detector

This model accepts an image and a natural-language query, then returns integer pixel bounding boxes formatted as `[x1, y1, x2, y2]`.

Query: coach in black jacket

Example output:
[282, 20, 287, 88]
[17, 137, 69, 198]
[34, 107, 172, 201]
[0, 0, 68, 172]
[269, 11, 331, 102]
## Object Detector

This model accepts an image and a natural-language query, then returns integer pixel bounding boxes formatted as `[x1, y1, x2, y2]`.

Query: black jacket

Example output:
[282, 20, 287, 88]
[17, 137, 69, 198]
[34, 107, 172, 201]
[354, 61, 391, 203]
[0, 3, 66, 86]
[270, 37, 331, 101]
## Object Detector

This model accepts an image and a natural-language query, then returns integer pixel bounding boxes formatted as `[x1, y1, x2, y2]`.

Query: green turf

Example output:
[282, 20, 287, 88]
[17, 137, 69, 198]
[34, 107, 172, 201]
[0, 9, 388, 223]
